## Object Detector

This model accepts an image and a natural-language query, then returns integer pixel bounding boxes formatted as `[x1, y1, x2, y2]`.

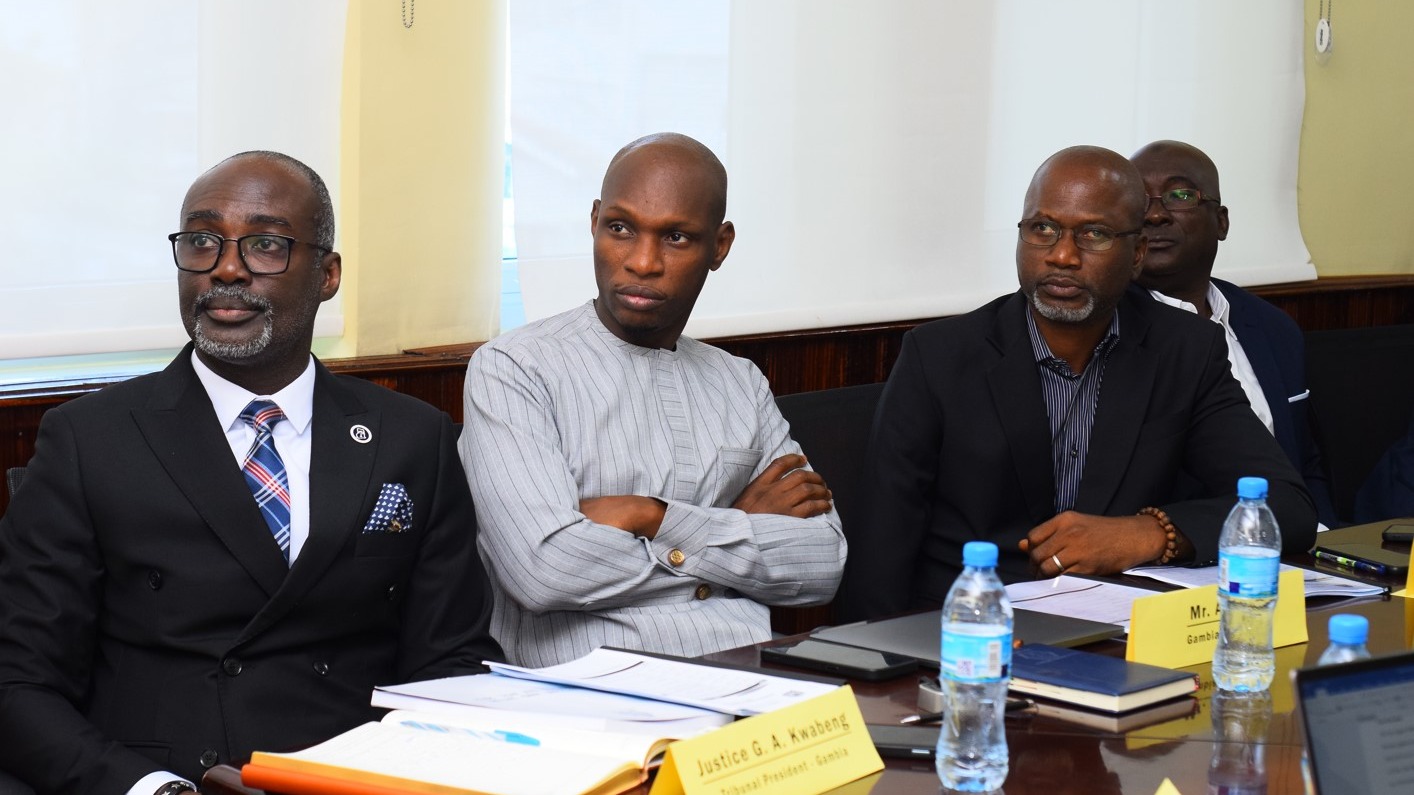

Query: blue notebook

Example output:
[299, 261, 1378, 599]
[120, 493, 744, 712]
[1009, 644, 1199, 713]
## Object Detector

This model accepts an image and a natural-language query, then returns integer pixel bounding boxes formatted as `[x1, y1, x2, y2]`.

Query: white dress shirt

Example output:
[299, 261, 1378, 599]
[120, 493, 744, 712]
[1150, 284, 1275, 435]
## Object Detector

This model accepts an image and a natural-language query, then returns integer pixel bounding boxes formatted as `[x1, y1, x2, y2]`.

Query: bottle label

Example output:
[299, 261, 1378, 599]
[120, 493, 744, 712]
[941, 624, 1012, 683]
[1218, 549, 1280, 598]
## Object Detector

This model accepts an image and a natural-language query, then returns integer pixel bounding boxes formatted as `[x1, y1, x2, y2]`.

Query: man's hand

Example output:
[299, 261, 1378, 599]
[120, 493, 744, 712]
[580, 496, 667, 539]
[730, 454, 833, 518]
[1019, 511, 1171, 577]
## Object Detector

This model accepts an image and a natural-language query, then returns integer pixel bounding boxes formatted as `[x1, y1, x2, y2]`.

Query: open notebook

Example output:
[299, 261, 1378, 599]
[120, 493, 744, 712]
[1295, 649, 1414, 795]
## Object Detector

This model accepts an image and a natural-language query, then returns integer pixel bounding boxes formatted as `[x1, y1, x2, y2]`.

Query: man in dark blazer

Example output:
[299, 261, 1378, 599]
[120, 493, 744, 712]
[839, 146, 1316, 622]
[1131, 140, 1337, 527]
[0, 152, 502, 794]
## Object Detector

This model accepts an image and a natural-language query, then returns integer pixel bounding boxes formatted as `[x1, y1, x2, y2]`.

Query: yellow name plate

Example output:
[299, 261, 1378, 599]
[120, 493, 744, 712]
[1127, 568, 1307, 668]
[1394, 546, 1414, 599]
[1154, 778, 1184, 795]
[650, 686, 883, 795]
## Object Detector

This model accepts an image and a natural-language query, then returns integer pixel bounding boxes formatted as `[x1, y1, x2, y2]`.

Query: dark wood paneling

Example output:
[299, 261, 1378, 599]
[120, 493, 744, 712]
[4, 275, 1412, 516]
[1250, 274, 1414, 330]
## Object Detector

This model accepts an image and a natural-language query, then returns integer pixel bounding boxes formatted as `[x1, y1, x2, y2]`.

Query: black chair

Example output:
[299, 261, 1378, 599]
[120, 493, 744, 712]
[5, 467, 24, 499]
[1305, 324, 1414, 522]
[774, 382, 886, 542]
[770, 382, 885, 633]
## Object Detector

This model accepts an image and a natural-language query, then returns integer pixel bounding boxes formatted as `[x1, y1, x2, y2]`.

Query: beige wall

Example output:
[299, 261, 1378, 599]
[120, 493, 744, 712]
[1301, 0, 1414, 275]
[325, 0, 505, 358]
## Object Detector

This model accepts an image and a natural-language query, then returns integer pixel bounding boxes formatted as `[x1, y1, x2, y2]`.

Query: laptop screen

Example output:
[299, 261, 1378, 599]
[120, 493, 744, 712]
[1296, 650, 1414, 795]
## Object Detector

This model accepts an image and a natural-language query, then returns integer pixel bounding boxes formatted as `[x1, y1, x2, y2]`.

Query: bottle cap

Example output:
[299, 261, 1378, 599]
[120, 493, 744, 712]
[1236, 476, 1269, 499]
[962, 541, 998, 568]
[1328, 614, 1369, 646]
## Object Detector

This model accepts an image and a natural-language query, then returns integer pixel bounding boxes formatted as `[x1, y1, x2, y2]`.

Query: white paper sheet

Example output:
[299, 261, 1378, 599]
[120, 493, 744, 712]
[1124, 563, 1384, 598]
[1004, 576, 1160, 631]
[487, 648, 837, 716]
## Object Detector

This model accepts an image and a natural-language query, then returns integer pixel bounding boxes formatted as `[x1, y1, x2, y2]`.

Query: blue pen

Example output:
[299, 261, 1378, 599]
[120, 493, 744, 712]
[1312, 550, 1387, 576]
[399, 720, 542, 746]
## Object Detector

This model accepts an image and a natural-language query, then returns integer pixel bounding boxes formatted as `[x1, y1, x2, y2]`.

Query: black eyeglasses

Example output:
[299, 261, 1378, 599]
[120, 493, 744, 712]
[1017, 219, 1142, 252]
[168, 232, 329, 275]
[1146, 188, 1221, 212]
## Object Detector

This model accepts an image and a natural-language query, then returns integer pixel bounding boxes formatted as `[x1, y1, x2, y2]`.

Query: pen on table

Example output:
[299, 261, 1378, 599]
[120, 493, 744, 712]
[1312, 550, 1387, 576]
[900, 698, 1034, 724]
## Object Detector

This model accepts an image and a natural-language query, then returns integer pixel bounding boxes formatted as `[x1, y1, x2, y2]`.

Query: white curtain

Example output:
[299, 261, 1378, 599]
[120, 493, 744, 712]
[510, 0, 1312, 337]
[0, 0, 347, 361]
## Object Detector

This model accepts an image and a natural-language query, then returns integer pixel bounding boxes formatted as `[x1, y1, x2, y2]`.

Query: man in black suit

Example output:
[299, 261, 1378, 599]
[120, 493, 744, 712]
[0, 152, 502, 794]
[1131, 140, 1336, 527]
[839, 145, 1316, 622]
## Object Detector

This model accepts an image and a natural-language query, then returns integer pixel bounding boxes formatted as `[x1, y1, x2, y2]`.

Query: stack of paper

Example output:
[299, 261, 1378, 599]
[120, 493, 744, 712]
[374, 671, 732, 737]
[487, 647, 839, 716]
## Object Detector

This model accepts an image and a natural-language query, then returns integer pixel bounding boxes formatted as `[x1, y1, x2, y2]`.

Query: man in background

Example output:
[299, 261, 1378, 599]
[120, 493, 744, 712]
[1132, 139, 1336, 527]
[461, 133, 845, 666]
[840, 145, 1315, 621]
[0, 152, 500, 794]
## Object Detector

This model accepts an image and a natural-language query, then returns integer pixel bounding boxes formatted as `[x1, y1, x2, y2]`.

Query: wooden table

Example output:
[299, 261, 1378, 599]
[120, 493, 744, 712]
[205, 522, 1414, 794]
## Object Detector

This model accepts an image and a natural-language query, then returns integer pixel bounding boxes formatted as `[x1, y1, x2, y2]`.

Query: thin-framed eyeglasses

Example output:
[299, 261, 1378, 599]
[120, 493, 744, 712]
[168, 232, 329, 275]
[1017, 219, 1142, 253]
[1146, 188, 1221, 212]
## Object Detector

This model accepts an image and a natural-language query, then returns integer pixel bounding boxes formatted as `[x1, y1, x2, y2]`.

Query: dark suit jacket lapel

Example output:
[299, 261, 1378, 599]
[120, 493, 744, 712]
[986, 294, 1057, 522]
[237, 361, 377, 645]
[132, 348, 289, 597]
[1077, 294, 1157, 512]
[1217, 280, 1294, 451]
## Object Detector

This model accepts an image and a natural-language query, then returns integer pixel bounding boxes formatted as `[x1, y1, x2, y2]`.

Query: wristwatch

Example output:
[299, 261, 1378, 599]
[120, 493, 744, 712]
[153, 782, 197, 795]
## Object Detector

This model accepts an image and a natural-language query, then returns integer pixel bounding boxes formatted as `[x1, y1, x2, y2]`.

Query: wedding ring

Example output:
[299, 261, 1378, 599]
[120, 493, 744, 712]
[1051, 554, 1064, 573]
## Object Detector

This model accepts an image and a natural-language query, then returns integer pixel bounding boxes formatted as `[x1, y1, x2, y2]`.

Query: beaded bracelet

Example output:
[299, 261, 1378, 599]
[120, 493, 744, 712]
[1138, 506, 1178, 565]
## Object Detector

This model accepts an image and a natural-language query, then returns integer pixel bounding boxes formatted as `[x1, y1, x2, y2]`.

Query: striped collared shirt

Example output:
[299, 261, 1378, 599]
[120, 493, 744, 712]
[1024, 310, 1120, 514]
[459, 302, 845, 666]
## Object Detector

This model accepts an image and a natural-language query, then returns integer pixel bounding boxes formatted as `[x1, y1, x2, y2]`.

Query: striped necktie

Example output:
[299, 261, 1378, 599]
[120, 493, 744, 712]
[239, 399, 291, 563]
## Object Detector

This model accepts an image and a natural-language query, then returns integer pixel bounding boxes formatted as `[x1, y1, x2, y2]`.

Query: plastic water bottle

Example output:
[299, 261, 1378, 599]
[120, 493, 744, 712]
[1316, 614, 1371, 665]
[937, 541, 1012, 792]
[1301, 614, 1373, 793]
[1213, 476, 1283, 692]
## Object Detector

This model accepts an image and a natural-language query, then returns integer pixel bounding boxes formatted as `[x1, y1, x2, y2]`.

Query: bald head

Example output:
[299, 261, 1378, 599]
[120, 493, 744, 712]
[602, 133, 728, 224]
[1129, 140, 1229, 301]
[589, 133, 735, 350]
[1016, 145, 1148, 333]
[1131, 140, 1221, 198]
[1024, 145, 1148, 229]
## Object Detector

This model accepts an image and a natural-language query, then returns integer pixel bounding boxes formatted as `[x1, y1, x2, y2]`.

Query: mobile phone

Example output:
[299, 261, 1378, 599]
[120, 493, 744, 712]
[866, 724, 938, 759]
[1381, 524, 1414, 544]
[760, 639, 919, 681]
[1311, 543, 1411, 575]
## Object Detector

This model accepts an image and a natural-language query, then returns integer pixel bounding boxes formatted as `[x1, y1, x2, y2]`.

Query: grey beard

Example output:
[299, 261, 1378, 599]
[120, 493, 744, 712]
[1029, 289, 1095, 324]
[192, 285, 275, 360]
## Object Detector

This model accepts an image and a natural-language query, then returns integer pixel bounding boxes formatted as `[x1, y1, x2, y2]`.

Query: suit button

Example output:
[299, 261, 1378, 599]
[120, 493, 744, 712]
[694, 584, 712, 600]
[222, 657, 242, 676]
[147, 570, 163, 590]
[386, 584, 399, 602]
[313, 660, 330, 676]
[667, 549, 686, 567]
[199, 749, 219, 768]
